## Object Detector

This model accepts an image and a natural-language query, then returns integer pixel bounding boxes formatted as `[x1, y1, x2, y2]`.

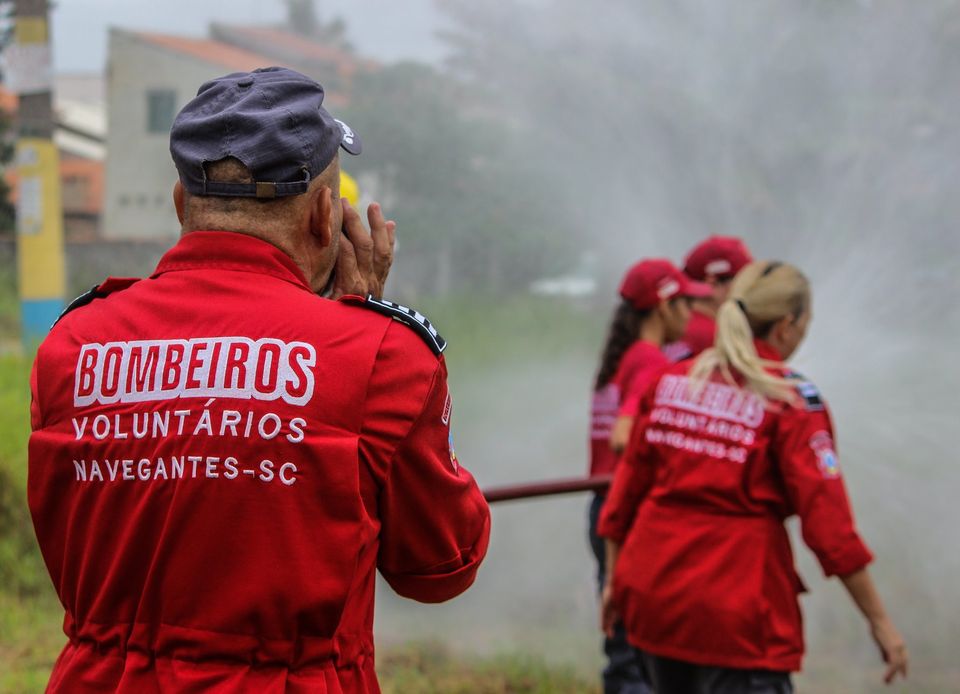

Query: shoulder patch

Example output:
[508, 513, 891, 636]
[341, 294, 447, 356]
[786, 370, 824, 411]
[52, 277, 140, 328]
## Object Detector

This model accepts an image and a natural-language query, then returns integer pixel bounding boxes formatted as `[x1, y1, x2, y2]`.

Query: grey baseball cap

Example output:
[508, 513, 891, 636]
[169, 66, 361, 199]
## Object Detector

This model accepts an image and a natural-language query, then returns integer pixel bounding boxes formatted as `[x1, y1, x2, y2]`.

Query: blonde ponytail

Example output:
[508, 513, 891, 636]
[690, 261, 810, 403]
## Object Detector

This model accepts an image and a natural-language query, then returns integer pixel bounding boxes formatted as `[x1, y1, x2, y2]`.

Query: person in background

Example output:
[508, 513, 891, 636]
[663, 236, 753, 363]
[599, 260, 908, 694]
[610, 238, 753, 452]
[588, 259, 711, 694]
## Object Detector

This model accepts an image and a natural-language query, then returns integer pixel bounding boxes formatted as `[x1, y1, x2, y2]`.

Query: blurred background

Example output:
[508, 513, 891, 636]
[1, 1, 958, 692]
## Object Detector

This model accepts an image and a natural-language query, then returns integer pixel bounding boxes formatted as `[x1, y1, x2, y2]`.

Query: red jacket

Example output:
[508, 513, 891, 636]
[28, 231, 491, 693]
[662, 309, 715, 363]
[589, 341, 668, 477]
[598, 341, 872, 672]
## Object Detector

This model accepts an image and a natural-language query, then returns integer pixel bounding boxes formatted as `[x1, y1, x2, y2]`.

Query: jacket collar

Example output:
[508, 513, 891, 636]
[754, 339, 784, 362]
[152, 231, 313, 292]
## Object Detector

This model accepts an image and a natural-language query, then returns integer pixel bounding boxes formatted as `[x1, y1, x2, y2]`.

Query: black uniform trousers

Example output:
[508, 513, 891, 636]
[588, 493, 653, 694]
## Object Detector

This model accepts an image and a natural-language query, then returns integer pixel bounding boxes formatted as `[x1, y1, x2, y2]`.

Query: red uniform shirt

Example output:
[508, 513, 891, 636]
[598, 341, 872, 672]
[28, 231, 491, 693]
[589, 341, 668, 476]
[662, 308, 715, 363]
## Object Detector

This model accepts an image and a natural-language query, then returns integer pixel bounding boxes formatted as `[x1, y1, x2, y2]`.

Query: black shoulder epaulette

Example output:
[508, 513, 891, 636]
[341, 294, 447, 356]
[52, 278, 140, 328]
[786, 370, 824, 411]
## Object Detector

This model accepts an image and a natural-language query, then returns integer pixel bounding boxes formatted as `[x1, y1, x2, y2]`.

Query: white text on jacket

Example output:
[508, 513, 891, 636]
[74, 337, 317, 407]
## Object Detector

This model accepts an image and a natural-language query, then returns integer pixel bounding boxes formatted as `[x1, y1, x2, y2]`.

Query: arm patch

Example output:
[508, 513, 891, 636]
[786, 370, 824, 411]
[342, 295, 447, 356]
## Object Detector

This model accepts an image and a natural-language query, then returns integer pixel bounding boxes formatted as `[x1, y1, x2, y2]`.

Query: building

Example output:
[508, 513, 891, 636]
[104, 26, 368, 240]
[2, 74, 106, 241]
[104, 29, 279, 240]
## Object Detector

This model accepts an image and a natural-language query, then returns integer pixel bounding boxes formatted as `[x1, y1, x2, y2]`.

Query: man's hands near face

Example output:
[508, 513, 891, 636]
[327, 199, 396, 300]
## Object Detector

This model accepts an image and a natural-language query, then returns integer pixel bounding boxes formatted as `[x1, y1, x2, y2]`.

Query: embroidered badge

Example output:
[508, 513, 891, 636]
[810, 430, 840, 478]
[442, 388, 452, 425]
[448, 431, 460, 474]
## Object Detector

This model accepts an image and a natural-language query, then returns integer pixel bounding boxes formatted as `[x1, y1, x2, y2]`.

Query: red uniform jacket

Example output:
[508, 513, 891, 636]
[589, 341, 668, 477]
[598, 342, 872, 672]
[28, 232, 491, 693]
[662, 309, 715, 363]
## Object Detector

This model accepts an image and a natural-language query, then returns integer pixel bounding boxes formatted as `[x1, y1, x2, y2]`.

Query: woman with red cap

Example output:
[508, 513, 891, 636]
[588, 258, 712, 693]
[663, 236, 753, 363]
[598, 261, 908, 694]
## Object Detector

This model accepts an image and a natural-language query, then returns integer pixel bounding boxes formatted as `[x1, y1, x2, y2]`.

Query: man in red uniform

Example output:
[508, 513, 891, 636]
[662, 236, 753, 362]
[28, 67, 491, 693]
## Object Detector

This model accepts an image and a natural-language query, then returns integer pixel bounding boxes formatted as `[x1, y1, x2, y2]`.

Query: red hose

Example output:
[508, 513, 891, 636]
[483, 474, 613, 503]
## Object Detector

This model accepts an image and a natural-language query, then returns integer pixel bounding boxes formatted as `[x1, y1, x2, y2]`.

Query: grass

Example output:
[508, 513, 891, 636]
[2, 291, 959, 692]
[379, 642, 599, 693]
[415, 293, 605, 368]
[0, 353, 65, 692]
[0, 266, 18, 345]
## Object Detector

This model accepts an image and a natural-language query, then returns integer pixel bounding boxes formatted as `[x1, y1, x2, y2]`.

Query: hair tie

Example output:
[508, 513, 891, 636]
[735, 299, 748, 314]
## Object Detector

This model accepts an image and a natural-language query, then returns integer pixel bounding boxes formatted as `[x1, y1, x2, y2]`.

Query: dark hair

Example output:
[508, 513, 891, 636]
[594, 300, 651, 390]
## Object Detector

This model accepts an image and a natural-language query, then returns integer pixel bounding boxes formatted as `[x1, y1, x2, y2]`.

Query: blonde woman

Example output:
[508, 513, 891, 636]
[597, 261, 908, 694]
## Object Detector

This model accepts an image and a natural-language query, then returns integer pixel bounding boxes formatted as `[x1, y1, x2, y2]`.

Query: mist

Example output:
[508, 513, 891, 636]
[19, 0, 960, 691]
[370, 2, 960, 691]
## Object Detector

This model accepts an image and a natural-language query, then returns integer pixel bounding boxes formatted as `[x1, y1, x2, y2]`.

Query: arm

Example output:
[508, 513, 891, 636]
[611, 360, 668, 450]
[775, 400, 906, 683]
[840, 568, 908, 684]
[774, 405, 873, 577]
[608, 415, 634, 454]
[596, 391, 658, 544]
[600, 539, 620, 637]
[375, 356, 491, 603]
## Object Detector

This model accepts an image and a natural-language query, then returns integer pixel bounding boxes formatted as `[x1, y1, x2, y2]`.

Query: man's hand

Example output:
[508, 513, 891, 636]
[328, 199, 396, 300]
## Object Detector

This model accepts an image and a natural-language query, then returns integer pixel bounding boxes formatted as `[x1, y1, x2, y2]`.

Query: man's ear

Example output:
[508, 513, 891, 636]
[173, 181, 186, 225]
[309, 185, 334, 248]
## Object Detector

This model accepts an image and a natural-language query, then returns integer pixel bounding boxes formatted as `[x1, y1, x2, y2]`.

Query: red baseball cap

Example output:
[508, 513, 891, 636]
[683, 236, 753, 281]
[619, 259, 712, 310]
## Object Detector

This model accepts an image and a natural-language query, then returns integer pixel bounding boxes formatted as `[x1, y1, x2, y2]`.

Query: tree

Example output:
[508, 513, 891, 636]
[438, 0, 960, 291]
[341, 62, 578, 295]
[283, 0, 353, 52]
[0, 0, 18, 235]
[0, 107, 15, 235]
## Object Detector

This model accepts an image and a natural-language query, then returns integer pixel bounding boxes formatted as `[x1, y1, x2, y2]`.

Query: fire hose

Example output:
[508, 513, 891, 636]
[483, 474, 612, 503]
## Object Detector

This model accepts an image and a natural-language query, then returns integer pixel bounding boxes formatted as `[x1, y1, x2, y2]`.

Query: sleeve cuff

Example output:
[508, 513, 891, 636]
[596, 514, 629, 545]
[821, 542, 874, 578]
[381, 514, 491, 604]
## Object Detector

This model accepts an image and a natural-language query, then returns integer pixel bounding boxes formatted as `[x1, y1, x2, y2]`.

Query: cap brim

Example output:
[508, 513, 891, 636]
[335, 118, 362, 155]
[681, 277, 713, 298]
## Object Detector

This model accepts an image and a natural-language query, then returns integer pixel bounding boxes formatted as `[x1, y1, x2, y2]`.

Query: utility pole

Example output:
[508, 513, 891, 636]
[9, 0, 65, 346]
